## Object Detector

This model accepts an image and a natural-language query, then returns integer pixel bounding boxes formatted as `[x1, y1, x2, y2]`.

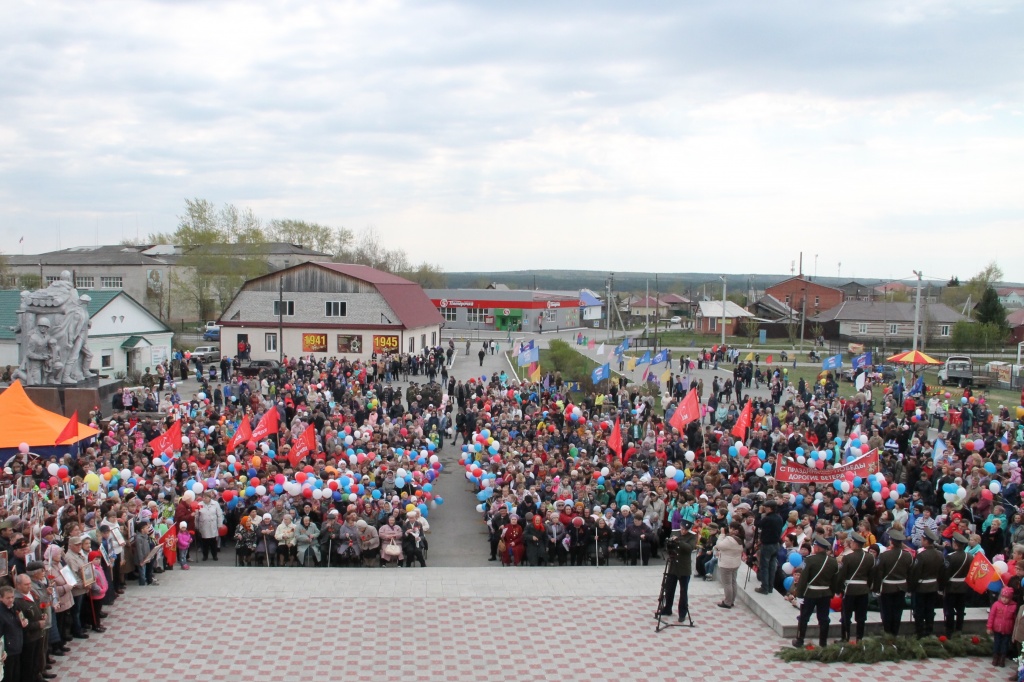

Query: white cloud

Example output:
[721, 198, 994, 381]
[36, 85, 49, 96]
[0, 0, 1022, 282]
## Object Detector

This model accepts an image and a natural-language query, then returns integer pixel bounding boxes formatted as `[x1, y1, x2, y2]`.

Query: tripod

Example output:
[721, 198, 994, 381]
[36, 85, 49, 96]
[653, 559, 695, 632]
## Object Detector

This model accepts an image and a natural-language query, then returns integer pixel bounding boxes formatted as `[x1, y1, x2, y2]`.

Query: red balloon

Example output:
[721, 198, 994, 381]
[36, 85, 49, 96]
[302, 487, 313, 498]
[296, 472, 307, 483]
[303, 465, 314, 473]
[250, 477, 260, 487]
[218, 525, 228, 537]
[829, 596, 842, 612]
[965, 441, 975, 451]
[222, 490, 235, 502]
[275, 474, 285, 485]
[49, 476, 58, 487]
[246, 441, 257, 451]
[666, 479, 678, 491]
[327, 480, 338, 491]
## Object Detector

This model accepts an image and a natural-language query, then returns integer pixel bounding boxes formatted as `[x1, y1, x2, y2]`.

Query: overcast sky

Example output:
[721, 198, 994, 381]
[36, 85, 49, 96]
[1, 1, 1021, 282]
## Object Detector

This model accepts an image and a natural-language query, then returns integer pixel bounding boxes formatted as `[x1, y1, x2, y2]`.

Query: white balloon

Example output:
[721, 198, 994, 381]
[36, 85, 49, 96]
[227, 455, 236, 464]
[889, 490, 899, 500]
[191, 482, 204, 495]
[840, 482, 851, 493]
[995, 560, 1009, 575]
[255, 485, 267, 496]
[183, 490, 195, 501]
[871, 492, 882, 502]
[182, 436, 191, 445]
[797, 456, 806, 464]
[957, 486, 967, 499]
[349, 493, 358, 502]
[47, 463, 59, 476]
[353, 430, 361, 440]
[990, 481, 1002, 493]
[397, 468, 408, 479]
[120, 468, 131, 480]
[312, 489, 323, 500]
[665, 466, 677, 479]
[684, 451, 695, 462]
[261, 442, 270, 453]
[782, 562, 794, 575]
[755, 468, 765, 477]
[601, 467, 610, 477]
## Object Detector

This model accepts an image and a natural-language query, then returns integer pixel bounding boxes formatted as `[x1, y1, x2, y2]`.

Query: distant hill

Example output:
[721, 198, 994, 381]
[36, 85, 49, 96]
[442, 270, 887, 295]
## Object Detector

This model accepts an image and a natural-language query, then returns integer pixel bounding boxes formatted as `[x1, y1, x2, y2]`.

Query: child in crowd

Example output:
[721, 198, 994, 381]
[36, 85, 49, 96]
[988, 586, 1016, 667]
[177, 521, 192, 570]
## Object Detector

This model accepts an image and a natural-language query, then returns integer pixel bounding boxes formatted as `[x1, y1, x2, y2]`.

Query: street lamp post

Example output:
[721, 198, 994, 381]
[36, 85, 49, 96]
[719, 276, 727, 348]
[912, 270, 923, 351]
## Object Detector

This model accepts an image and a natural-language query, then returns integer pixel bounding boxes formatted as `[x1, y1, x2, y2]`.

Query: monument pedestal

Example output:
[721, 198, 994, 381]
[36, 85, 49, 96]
[19, 376, 118, 418]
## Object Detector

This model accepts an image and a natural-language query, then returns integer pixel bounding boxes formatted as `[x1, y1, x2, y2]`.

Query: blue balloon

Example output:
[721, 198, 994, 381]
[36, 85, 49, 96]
[885, 499, 895, 509]
[757, 449, 766, 460]
[783, 576, 794, 591]
[371, 489, 382, 499]
[248, 468, 258, 478]
[227, 498, 239, 510]
[396, 477, 406, 487]
[728, 446, 738, 457]
[474, 443, 482, 452]
[423, 483, 433, 492]
[597, 476, 606, 485]
[788, 552, 803, 568]
[851, 439, 862, 449]
[357, 484, 365, 495]
[476, 489, 493, 501]
[961, 397, 968, 404]
[332, 491, 342, 501]
[245, 486, 256, 497]
[896, 483, 906, 495]
[853, 477, 862, 487]
[833, 480, 843, 491]
[850, 496, 859, 507]
[273, 484, 284, 494]
[870, 480, 882, 492]
[674, 471, 684, 482]
[762, 463, 771, 474]
[795, 447, 804, 456]
[267, 450, 276, 459]
[427, 443, 436, 451]
[989, 579, 1004, 593]
[435, 497, 444, 505]
[985, 462, 997, 474]
[796, 494, 804, 506]
[823, 450, 833, 461]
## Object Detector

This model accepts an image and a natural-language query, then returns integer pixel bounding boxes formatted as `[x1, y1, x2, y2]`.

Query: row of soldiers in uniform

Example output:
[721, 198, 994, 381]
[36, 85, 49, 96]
[792, 527, 971, 648]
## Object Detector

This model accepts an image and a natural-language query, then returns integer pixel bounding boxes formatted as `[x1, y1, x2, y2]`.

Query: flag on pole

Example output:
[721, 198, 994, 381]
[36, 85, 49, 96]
[591, 363, 610, 383]
[852, 352, 873, 370]
[966, 552, 1003, 594]
[528, 362, 541, 383]
[149, 420, 182, 456]
[743, 351, 754, 362]
[638, 350, 651, 365]
[660, 369, 672, 384]
[251, 408, 280, 442]
[766, 354, 773, 364]
[587, 339, 595, 350]
[56, 410, 79, 444]
[651, 349, 668, 365]
[227, 417, 253, 451]
[822, 354, 843, 370]
[607, 416, 622, 460]
[597, 343, 605, 356]
[731, 399, 753, 439]
[159, 526, 179, 566]
[669, 391, 700, 432]
[288, 423, 317, 468]
[641, 367, 649, 382]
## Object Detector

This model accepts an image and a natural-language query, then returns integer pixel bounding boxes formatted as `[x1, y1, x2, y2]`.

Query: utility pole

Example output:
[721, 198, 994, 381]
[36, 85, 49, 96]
[278, 276, 284, 362]
[912, 270, 923, 351]
[606, 273, 614, 341]
[655, 273, 660, 351]
[799, 282, 807, 353]
[645, 279, 649, 340]
[719, 275, 727, 348]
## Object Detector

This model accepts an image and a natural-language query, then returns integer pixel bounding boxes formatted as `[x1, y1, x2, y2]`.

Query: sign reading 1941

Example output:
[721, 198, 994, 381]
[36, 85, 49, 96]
[302, 333, 328, 353]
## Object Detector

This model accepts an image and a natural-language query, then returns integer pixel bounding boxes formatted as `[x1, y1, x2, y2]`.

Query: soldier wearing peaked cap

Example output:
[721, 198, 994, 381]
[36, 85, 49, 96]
[910, 526, 944, 638]
[942, 532, 971, 637]
[871, 528, 913, 637]
[792, 535, 839, 649]
[837, 531, 873, 644]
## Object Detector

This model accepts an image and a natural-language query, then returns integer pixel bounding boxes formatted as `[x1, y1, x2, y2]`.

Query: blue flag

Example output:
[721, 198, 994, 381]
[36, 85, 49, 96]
[822, 354, 843, 370]
[638, 351, 651, 365]
[516, 347, 539, 367]
[852, 352, 873, 370]
[652, 349, 668, 365]
[614, 338, 631, 356]
[591, 363, 610, 383]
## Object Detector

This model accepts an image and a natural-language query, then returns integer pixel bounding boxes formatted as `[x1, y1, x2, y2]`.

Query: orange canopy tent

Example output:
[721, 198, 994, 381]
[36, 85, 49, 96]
[0, 380, 98, 452]
[886, 350, 942, 367]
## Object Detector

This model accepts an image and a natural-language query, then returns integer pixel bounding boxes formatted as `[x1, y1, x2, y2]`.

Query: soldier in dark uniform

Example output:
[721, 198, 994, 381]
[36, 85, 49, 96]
[792, 535, 839, 648]
[837, 531, 873, 643]
[871, 528, 914, 637]
[942, 532, 971, 637]
[910, 527, 944, 637]
[659, 521, 698, 622]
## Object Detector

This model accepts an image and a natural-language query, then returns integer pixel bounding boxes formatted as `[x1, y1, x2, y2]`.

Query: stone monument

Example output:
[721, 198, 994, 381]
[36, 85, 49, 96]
[11, 271, 95, 386]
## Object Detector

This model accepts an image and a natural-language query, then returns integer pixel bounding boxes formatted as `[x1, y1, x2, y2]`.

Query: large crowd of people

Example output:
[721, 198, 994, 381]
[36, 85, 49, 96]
[0, 337, 1022, 679]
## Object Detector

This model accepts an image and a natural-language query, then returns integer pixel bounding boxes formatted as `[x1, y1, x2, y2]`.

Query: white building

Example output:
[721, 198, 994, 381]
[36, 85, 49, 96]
[219, 262, 443, 361]
[0, 290, 173, 378]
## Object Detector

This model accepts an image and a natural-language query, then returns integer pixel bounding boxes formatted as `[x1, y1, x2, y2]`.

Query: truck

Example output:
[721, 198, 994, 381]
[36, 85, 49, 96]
[937, 355, 975, 387]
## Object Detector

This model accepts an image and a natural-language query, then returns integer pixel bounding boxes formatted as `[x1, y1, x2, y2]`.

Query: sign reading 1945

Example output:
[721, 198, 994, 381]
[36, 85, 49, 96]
[373, 335, 399, 353]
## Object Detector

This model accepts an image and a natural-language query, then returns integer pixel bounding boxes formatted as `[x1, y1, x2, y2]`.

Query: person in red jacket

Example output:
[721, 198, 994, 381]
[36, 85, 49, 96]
[988, 586, 1017, 667]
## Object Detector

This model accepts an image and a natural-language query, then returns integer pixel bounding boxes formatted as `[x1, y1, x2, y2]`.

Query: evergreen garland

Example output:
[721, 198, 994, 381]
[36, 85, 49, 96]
[775, 634, 993, 664]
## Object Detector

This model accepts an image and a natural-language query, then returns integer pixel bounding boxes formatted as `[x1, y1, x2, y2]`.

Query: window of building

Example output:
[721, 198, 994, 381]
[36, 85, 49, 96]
[408, 336, 415, 353]
[75, 276, 94, 288]
[325, 301, 347, 317]
[467, 308, 486, 323]
[784, 295, 791, 305]
[45, 276, 59, 285]
[100, 350, 113, 369]
[265, 333, 278, 352]
[858, 323, 868, 335]
[814, 296, 820, 306]
[431, 331, 437, 346]
[544, 309, 557, 322]
[939, 325, 950, 337]
[100, 276, 123, 289]
[440, 307, 457, 322]
[889, 323, 899, 335]
[709, 317, 717, 332]
[273, 300, 294, 316]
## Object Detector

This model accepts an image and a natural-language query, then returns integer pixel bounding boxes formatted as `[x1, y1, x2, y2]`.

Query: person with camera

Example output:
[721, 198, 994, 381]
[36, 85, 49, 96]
[754, 499, 784, 595]
[659, 521, 698, 622]
[714, 523, 744, 609]
[837, 531, 873, 644]
[791, 535, 839, 649]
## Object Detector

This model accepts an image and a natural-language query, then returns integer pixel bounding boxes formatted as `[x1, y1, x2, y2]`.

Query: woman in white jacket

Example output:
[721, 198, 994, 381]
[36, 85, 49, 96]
[713, 524, 744, 609]
[195, 493, 225, 562]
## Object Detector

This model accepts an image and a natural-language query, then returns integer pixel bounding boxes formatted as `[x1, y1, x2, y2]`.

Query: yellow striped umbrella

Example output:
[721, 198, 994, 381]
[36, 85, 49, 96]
[886, 350, 942, 366]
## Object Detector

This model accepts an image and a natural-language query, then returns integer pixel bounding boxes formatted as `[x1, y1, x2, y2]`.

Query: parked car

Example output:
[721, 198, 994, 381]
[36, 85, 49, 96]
[197, 320, 220, 334]
[238, 359, 283, 377]
[842, 364, 897, 383]
[202, 328, 221, 341]
[937, 355, 974, 387]
[190, 346, 221, 363]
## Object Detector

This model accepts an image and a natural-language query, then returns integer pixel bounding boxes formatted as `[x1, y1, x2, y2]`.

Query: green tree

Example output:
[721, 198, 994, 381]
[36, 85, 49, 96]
[267, 219, 353, 255]
[975, 285, 1008, 328]
[741, 317, 760, 341]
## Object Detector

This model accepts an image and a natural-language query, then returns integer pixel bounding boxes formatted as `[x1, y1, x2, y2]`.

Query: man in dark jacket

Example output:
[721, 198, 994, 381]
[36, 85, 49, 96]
[0, 585, 24, 682]
[15, 574, 48, 681]
[659, 522, 698, 622]
[754, 500, 784, 595]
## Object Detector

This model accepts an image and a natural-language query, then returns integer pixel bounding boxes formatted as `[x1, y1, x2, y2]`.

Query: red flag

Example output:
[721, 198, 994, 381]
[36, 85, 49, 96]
[669, 390, 700, 433]
[607, 416, 622, 461]
[288, 423, 316, 468]
[148, 420, 182, 456]
[731, 400, 752, 439]
[158, 526, 179, 566]
[55, 410, 79, 444]
[766, 355, 773, 364]
[251, 408, 280, 443]
[226, 418, 252, 452]
[966, 552, 1003, 594]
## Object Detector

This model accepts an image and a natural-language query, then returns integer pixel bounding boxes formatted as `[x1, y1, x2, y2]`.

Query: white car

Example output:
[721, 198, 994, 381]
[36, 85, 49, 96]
[670, 316, 682, 324]
[190, 346, 221, 363]
[198, 320, 220, 333]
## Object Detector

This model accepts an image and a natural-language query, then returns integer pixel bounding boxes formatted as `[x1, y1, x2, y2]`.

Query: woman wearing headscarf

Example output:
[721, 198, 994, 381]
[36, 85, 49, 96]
[589, 515, 613, 566]
[378, 515, 403, 566]
[295, 516, 321, 566]
[403, 512, 427, 567]
[356, 520, 379, 567]
[524, 513, 547, 566]
[254, 514, 277, 567]
[275, 514, 298, 566]
[233, 516, 257, 567]
[336, 513, 362, 566]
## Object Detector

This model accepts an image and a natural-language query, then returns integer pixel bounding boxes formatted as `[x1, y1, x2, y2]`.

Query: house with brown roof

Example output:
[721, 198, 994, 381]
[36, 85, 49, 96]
[219, 262, 443, 361]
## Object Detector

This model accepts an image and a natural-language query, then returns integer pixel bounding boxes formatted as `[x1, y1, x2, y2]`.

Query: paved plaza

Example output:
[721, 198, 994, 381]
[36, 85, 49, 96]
[52, 565, 1008, 682]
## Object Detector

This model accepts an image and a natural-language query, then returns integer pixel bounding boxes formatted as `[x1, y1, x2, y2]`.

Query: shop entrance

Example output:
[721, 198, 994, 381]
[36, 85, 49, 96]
[495, 309, 522, 331]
